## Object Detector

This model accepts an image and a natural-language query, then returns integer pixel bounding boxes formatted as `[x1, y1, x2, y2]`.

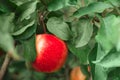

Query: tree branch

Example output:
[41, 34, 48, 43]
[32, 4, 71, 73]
[65, 64, 69, 80]
[39, 12, 47, 33]
[40, 0, 47, 7]
[0, 53, 11, 80]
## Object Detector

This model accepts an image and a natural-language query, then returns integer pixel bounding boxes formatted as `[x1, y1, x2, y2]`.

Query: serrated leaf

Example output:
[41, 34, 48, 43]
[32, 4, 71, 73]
[96, 15, 120, 53]
[71, 19, 93, 48]
[47, 17, 71, 40]
[73, 2, 112, 18]
[16, 0, 38, 21]
[48, 0, 77, 11]
[12, 20, 35, 36]
[22, 34, 36, 62]
[94, 51, 120, 68]
[68, 43, 90, 64]
[13, 24, 36, 40]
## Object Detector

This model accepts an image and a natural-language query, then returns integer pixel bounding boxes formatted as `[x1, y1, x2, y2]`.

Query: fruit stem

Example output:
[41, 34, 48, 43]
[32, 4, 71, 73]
[0, 53, 11, 80]
[39, 12, 47, 33]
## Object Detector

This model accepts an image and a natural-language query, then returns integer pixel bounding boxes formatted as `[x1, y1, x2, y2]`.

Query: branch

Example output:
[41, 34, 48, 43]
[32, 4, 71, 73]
[0, 53, 11, 80]
[40, 0, 47, 7]
[39, 12, 47, 33]
[65, 64, 69, 80]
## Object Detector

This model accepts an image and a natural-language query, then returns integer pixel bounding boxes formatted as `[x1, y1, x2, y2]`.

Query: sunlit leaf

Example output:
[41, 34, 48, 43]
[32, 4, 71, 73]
[73, 2, 112, 18]
[48, 0, 77, 11]
[16, 0, 38, 21]
[47, 17, 72, 40]
[71, 19, 93, 48]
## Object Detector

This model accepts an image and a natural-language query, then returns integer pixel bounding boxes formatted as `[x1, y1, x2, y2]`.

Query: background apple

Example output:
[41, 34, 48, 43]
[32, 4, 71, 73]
[32, 34, 68, 73]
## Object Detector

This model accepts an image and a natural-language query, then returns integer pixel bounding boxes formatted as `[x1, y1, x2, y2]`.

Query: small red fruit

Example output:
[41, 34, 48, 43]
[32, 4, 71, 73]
[32, 34, 68, 73]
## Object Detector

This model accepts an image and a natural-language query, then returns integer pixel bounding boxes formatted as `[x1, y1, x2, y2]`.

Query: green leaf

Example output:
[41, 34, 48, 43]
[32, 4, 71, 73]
[12, 11, 37, 39]
[94, 50, 120, 68]
[0, 32, 14, 53]
[10, 0, 32, 6]
[108, 68, 120, 80]
[0, 13, 15, 55]
[12, 20, 35, 36]
[106, 0, 120, 7]
[33, 72, 46, 80]
[0, 13, 20, 60]
[73, 2, 112, 18]
[48, 0, 77, 11]
[18, 70, 31, 80]
[0, 2, 10, 13]
[0, 0, 17, 13]
[94, 45, 108, 80]
[22, 34, 36, 62]
[88, 44, 97, 79]
[68, 43, 90, 64]
[93, 15, 120, 80]
[13, 24, 36, 40]
[16, 0, 38, 21]
[0, 13, 15, 33]
[96, 15, 120, 53]
[47, 17, 71, 40]
[71, 19, 93, 48]
[94, 65, 108, 80]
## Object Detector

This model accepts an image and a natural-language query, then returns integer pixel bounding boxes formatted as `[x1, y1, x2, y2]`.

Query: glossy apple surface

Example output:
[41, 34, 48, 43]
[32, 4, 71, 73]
[32, 34, 68, 73]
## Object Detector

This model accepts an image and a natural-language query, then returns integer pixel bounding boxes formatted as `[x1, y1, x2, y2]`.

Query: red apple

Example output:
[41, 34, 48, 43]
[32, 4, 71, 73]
[32, 34, 68, 73]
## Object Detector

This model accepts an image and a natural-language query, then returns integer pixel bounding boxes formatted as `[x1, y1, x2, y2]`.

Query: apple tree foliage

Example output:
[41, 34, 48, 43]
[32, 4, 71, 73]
[0, 0, 120, 80]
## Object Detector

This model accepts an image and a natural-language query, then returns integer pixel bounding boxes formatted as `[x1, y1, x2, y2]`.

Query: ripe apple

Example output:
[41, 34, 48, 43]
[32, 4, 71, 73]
[32, 34, 68, 73]
[70, 66, 86, 80]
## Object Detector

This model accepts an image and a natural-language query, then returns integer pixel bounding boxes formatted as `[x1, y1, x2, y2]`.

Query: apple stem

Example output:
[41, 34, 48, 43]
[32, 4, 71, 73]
[0, 53, 11, 80]
[39, 12, 47, 33]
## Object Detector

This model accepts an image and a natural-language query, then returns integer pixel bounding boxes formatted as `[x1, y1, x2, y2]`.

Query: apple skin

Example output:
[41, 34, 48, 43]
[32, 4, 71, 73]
[32, 34, 68, 73]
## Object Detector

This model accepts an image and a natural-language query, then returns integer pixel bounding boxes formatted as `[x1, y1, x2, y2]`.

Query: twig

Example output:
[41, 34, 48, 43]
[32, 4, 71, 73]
[40, 0, 47, 7]
[39, 12, 47, 33]
[0, 54, 11, 80]
[65, 64, 69, 80]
